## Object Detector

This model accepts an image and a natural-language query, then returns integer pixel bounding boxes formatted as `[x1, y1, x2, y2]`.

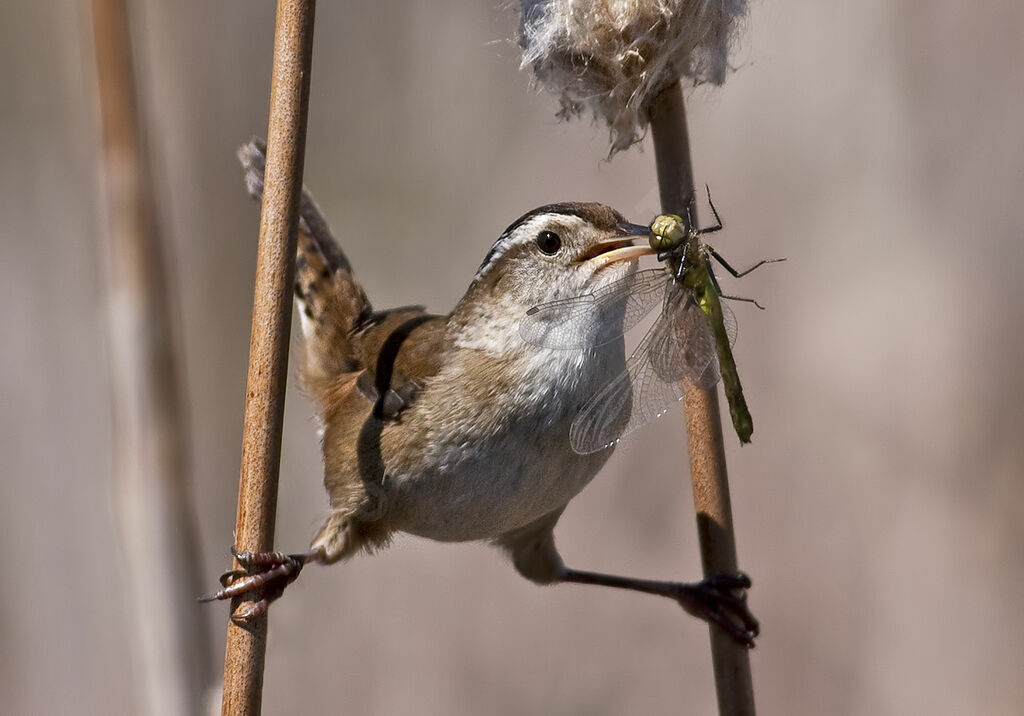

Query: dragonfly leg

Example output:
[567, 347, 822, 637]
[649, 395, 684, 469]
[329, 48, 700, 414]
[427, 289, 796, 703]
[720, 293, 766, 310]
[707, 260, 724, 295]
[561, 568, 759, 647]
[697, 184, 724, 234]
[710, 248, 786, 278]
[673, 258, 687, 281]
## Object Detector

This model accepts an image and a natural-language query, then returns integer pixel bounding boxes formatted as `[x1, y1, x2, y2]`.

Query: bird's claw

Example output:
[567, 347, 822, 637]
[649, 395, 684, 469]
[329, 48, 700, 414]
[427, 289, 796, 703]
[199, 547, 319, 620]
[675, 571, 759, 648]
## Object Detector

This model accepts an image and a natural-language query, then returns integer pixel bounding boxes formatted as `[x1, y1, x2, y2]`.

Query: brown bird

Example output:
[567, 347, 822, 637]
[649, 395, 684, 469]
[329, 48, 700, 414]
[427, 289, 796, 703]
[202, 139, 757, 646]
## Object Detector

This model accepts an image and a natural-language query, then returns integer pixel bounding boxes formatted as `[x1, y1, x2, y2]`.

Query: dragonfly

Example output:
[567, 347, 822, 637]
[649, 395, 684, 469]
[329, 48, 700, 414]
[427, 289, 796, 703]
[520, 191, 781, 454]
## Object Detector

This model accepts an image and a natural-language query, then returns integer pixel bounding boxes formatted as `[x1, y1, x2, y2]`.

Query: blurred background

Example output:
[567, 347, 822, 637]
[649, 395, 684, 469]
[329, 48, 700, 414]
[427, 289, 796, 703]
[3, 0, 1023, 714]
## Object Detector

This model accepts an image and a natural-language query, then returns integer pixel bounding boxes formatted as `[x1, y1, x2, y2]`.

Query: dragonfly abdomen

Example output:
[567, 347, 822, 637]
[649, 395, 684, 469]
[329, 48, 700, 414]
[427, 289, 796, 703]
[717, 346, 752, 443]
[700, 276, 753, 444]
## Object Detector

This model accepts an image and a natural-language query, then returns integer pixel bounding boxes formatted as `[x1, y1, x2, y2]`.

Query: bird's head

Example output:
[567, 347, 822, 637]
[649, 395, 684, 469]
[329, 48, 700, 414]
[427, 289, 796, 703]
[450, 202, 651, 355]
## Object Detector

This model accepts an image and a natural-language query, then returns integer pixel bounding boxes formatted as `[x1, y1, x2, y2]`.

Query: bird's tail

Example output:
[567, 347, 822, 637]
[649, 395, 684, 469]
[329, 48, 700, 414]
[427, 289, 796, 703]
[237, 138, 371, 379]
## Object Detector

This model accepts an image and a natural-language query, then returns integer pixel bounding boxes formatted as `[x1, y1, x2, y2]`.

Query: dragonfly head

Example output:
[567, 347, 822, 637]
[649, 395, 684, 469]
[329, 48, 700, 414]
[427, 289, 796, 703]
[649, 213, 689, 253]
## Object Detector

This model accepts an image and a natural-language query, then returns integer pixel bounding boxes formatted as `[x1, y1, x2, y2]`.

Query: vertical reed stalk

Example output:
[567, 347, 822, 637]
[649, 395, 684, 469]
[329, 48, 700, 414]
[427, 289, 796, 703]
[218, 2, 316, 714]
[648, 82, 756, 716]
[89, 0, 211, 713]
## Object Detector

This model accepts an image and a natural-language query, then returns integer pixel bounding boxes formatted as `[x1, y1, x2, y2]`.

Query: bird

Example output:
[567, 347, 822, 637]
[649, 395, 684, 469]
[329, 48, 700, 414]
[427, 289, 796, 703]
[202, 139, 758, 646]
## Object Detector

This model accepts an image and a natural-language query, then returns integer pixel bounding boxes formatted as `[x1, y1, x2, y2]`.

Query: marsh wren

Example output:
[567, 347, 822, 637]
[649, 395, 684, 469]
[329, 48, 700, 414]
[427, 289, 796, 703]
[202, 140, 758, 646]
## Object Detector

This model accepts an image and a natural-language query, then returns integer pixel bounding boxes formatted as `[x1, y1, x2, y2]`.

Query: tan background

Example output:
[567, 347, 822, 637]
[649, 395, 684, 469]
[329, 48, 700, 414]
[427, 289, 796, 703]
[3, 1, 1023, 714]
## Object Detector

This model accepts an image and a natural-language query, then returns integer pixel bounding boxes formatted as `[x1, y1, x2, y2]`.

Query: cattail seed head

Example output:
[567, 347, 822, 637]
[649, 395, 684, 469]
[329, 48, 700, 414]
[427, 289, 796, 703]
[519, 0, 748, 154]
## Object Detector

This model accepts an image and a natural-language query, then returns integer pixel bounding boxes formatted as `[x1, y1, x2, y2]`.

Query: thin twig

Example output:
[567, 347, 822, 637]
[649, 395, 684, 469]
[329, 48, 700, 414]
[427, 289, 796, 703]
[89, 0, 211, 714]
[648, 82, 756, 716]
[218, 1, 316, 714]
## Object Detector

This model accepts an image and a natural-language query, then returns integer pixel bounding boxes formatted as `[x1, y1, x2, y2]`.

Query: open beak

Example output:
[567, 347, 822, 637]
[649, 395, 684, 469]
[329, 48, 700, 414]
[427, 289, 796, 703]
[581, 221, 657, 269]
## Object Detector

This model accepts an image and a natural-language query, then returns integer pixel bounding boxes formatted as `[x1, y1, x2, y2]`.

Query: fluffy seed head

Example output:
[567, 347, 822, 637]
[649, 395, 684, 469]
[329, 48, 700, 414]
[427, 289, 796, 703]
[519, 0, 748, 154]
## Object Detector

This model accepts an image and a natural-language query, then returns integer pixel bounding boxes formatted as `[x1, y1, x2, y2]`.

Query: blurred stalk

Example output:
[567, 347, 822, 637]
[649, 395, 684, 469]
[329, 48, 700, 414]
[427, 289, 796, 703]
[648, 82, 756, 716]
[89, 0, 211, 714]
[218, 2, 315, 714]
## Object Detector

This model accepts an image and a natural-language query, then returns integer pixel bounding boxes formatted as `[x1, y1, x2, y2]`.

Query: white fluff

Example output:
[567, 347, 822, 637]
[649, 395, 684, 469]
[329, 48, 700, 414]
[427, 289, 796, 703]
[519, 0, 747, 153]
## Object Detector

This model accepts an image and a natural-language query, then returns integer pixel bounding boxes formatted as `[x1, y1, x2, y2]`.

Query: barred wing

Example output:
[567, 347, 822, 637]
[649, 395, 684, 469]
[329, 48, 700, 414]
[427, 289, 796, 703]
[519, 269, 666, 350]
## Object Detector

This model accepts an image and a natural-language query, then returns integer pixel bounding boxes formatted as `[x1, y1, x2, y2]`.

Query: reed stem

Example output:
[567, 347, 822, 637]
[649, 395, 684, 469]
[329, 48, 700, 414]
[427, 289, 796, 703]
[648, 81, 756, 716]
[219, 2, 316, 713]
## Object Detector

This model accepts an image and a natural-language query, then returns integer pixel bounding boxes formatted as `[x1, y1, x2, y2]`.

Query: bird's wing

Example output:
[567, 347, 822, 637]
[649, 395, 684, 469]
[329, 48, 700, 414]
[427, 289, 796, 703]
[351, 309, 449, 419]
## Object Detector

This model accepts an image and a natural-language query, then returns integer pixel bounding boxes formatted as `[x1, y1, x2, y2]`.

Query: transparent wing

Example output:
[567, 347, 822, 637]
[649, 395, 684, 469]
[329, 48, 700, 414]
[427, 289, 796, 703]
[519, 269, 666, 350]
[648, 285, 721, 389]
[569, 284, 742, 454]
[569, 316, 686, 454]
[721, 301, 737, 348]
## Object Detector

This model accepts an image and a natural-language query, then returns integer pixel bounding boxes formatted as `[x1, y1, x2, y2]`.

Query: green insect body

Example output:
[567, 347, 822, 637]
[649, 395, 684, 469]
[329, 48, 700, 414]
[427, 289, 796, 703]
[654, 214, 754, 444]
[687, 263, 752, 443]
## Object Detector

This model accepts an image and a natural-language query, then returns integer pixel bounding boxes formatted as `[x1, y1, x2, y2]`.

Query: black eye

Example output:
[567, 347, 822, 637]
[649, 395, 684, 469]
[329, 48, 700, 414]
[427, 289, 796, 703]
[536, 230, 562, 255]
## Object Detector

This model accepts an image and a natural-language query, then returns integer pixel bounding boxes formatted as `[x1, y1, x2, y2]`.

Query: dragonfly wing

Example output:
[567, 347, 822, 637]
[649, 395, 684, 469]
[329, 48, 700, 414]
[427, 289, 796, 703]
[648, 288, 720, 389]
[569, 317, 686, 454]
[721, 301, 738, 348]
[606, 269, 667, 337]
[519, 269, 665, 350]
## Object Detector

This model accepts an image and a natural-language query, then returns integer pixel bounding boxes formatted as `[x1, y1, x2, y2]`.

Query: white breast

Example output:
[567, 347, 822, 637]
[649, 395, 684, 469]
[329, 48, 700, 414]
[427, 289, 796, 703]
[386, 339, 625, 542]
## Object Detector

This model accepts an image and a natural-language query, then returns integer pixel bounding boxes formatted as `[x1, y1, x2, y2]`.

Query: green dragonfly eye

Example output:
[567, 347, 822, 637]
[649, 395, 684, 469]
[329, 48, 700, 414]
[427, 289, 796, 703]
[649, 214, 687, 252]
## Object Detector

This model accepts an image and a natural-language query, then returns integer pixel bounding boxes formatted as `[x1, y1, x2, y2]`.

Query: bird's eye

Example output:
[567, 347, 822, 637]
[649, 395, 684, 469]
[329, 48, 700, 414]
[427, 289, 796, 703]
[536, 230, 562, 255]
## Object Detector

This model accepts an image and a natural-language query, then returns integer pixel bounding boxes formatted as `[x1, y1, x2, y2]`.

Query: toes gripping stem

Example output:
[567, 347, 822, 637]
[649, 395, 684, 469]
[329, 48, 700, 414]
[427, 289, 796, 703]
[199, 546, 321, 619]
[677, 571, 759, 648]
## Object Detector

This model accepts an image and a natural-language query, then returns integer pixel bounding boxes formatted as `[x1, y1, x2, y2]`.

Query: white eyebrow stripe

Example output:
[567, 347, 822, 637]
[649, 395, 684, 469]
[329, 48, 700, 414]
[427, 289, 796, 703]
[473, 214, 585, 282]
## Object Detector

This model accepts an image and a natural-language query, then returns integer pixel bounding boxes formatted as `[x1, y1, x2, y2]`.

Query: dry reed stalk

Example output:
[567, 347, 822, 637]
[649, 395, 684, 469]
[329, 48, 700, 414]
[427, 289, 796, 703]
[218, 1, 316, 714]
[649, 82, 756, 716]
[89, 0, 211, 713]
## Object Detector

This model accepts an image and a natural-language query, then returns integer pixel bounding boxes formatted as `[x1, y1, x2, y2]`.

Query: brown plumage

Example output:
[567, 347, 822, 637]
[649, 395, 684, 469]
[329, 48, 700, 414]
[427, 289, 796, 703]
[206, 140, 758, 646]
[240, 140, 447, 558]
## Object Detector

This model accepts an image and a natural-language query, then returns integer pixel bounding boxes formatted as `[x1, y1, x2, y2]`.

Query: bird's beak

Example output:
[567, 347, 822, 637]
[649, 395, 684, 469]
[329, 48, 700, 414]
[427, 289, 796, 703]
[617, 221, 652, 237]
[581, 221, 657, 269]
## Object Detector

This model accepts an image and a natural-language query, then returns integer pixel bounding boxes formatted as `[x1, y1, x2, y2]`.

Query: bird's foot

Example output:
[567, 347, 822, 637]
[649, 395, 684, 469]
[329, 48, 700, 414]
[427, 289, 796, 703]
[674, 572, 759, 648]
[199, 546, 321, 619]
